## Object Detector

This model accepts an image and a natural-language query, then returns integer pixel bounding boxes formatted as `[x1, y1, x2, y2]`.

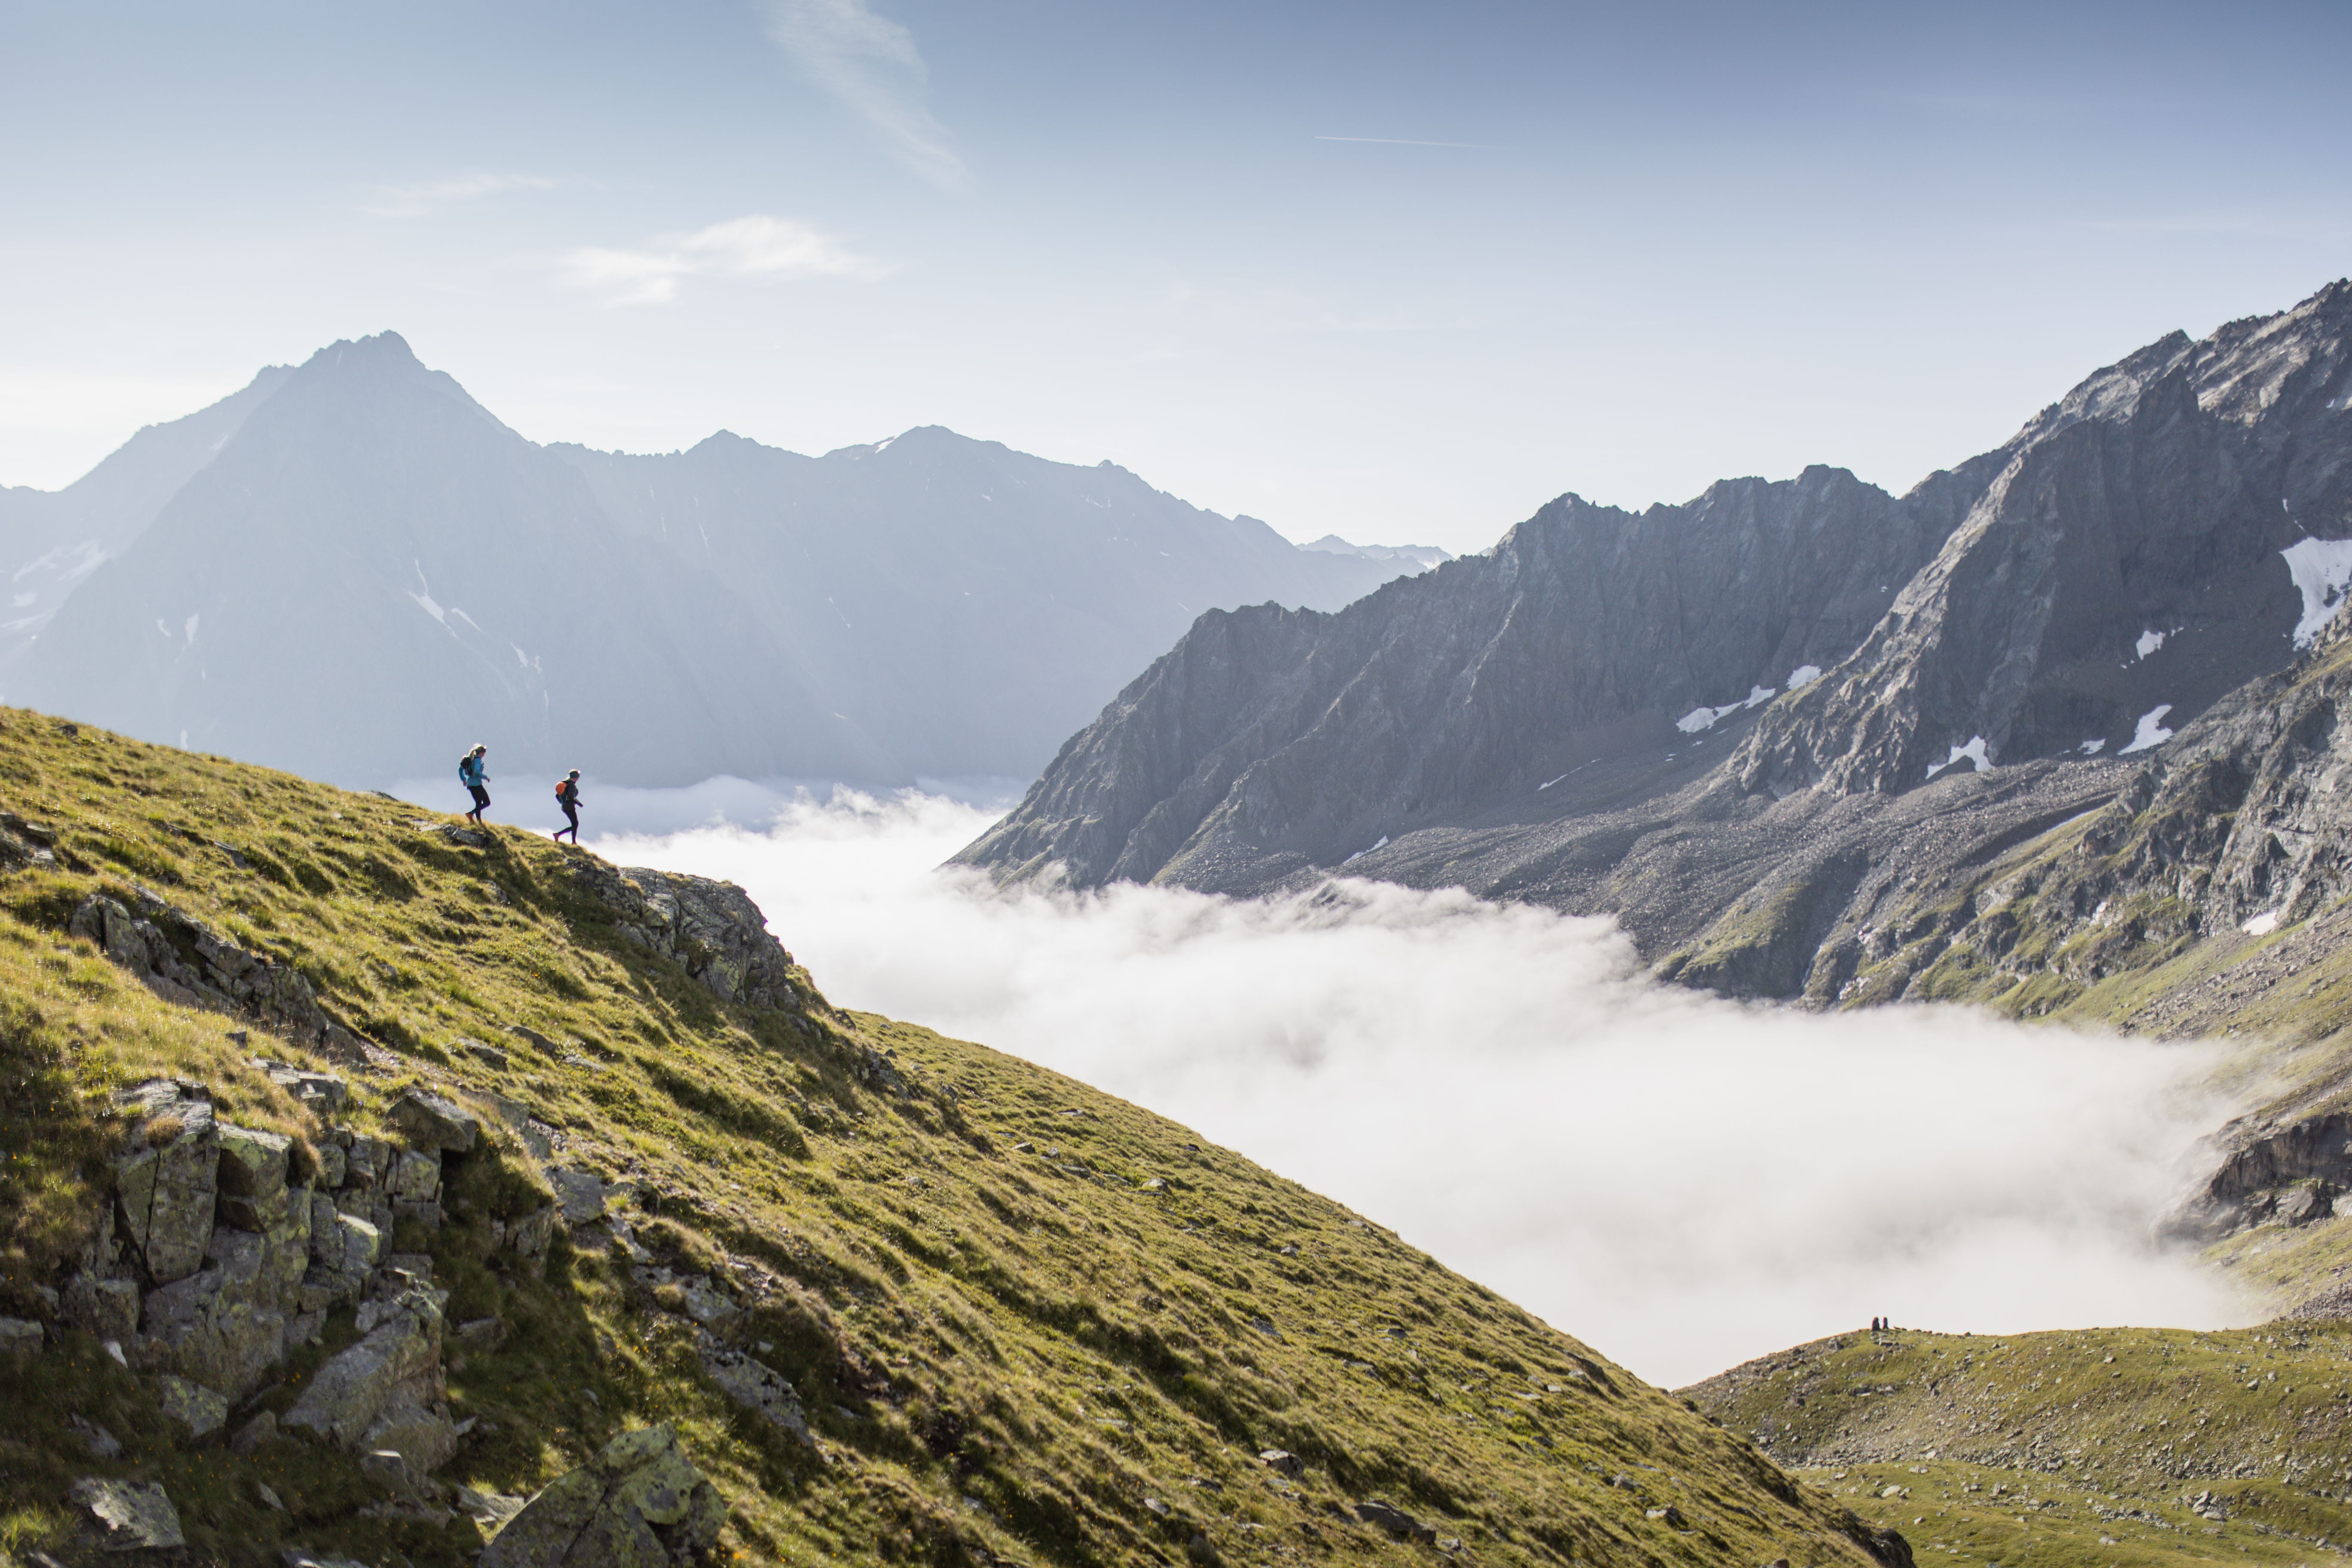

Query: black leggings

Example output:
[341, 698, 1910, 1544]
[467, 783, 490, 816]
[557, 802, 579, 842]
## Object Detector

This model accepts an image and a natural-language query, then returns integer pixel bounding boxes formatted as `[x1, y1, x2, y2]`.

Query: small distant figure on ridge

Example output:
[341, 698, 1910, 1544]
[554, 769, 582, 844]
[459, 744, 491, 825]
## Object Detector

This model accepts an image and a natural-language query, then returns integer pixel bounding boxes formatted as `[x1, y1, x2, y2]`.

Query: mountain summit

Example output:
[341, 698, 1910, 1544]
[955, 281, 2352, 995]
[0, 335, 1415, 788]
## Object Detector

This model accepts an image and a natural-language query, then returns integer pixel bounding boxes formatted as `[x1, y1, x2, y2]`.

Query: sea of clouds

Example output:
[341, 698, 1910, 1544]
[543, 781, 2257, 1388]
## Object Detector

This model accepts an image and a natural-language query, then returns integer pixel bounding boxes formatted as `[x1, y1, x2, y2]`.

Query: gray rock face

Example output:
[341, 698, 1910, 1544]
[282, 1285, 444, 1449]
[573, 859, 811, 1013]
[959, 462, 1972, 891]
[956, 282, 2352, 992]
[1738, 281, 2352, 796]
[111, 1081, 218, 1284]
[388, 1091, 479, 1153]
[74, 892, 368, 1061]
[478, 1424, 725, 1568]
[70, 1477, 186, 1551]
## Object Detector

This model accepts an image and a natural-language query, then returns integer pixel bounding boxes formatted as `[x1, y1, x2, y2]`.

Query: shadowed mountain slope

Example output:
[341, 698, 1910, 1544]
[955, 282, 2352, 998]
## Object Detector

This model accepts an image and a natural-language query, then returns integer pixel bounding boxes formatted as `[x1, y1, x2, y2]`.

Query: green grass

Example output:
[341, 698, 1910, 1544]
[1687, 1322, 2352, 1566]
[0, 706, 1899, 1568]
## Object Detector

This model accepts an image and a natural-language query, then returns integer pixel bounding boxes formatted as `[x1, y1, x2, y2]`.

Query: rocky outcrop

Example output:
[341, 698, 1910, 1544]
[571, 858, 816, 1014]
[1739, 281, 2352, 797]
[68, 888, 372, 1060]
[478, 1425, 726, 1568]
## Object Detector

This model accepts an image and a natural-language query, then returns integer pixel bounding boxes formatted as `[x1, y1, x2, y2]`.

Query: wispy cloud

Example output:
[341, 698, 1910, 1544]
[1316, 135, 1496, 150]
[760, 0, 968, 190]
[560, 214, 885, 306]
[360, 173, 557, 219]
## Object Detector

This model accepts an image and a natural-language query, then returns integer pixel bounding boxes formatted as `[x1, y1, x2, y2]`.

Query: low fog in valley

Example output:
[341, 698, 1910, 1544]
[559, 784, 2256, 1387]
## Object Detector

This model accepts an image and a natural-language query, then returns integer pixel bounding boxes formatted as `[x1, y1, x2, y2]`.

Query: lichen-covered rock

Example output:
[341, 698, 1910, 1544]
[63, 1272, 141, 1341]
[282, 1286, 443, 1449]
[546, 1167, 605, 1225]
[156, 1372, 230, 1437]
[74, 891, 369, 1059]
[391, 1148, 442, 1203]
[479, 1424, 724, 1567]
[112, 1081, 219, 1284]
[389, 1090, 480, 1153]
[698, 1338, 813, 1446]
[0, 1316, 42, 1356]
[70, 1477, 186, 1550]
[570, 859, 812, 1014]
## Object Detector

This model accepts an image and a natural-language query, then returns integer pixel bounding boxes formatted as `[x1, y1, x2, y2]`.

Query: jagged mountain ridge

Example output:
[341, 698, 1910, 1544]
[0, 334, 1412, 789]
[956, 282, 2352, 955]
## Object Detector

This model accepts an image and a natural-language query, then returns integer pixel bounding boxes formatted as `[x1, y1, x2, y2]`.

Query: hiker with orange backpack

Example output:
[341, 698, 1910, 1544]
[554, 770, 582, 843]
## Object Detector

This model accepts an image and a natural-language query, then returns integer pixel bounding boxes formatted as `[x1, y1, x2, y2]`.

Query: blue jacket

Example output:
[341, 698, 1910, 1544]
[459, 755, 488, 786]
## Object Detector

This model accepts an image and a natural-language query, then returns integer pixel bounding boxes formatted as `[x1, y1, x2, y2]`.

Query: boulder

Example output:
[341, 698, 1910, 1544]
[261, 1063, 350, 1115]
[156, 1373, 229, 1438]
[389, 1091, 481, 1153]
[1353, 1500, 1436, 1543]
[112, 1082, 219, 1284]
[363, 1391, 463, 1474]
[282, 1287, 443, 1449]
[0, 1316, 42, 1357]
[1257, 1449, 1302, 1477]
[391, 1149, 442, 1203]
[216, 1124, 291, 1202]
[479, 1424, 725, 1568]
[62, 1279, 141, 1335]
[699, 1338, 815, 1446]
[232, 1411, 282, 1454]
[547, 1167, 606, 1226]
[68, 1415, 124, 1460]
[70, 1477, 186, 1551]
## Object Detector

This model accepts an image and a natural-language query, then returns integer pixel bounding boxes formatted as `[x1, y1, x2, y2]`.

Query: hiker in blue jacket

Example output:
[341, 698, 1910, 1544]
[459, 744, 491, 824]
[554, 770, 582, 844]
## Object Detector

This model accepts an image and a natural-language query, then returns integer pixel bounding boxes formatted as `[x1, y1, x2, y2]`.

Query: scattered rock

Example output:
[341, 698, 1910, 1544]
[257, 1481, 287, 1512]
[361, 1447, 440, 1501]
[155, 1373, 229, 1437]
[547, 1167, 606, 1225]
[67, 1415, 122, 1459]
[459, 1038, 510, 1070]
[283, 1286, 444, 1449]
[456, 1315, 508, 1350]
[1353, 1500, 1436, 1542]
[0, 1316, 42, 1356]
[456, 1485, 530, 1532]
[478, 1424, 726, 1568]
[1645, 1504, 1687, 1527]
[389, 1090, 481, 1153]
[699, 1337, 815, 1446]
[62, 1273, 140, 1341]
[1258, 1449, 1302, 1476]
[232, 1410, 282, 1454]
[70, 1477, 186, 1551]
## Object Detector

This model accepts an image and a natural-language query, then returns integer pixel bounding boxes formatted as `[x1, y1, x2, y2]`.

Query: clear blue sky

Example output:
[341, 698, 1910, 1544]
[3, 0, 2347, 551]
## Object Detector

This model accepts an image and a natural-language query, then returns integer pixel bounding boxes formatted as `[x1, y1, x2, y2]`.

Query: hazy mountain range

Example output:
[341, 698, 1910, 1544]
[0, 333, 1422, 788]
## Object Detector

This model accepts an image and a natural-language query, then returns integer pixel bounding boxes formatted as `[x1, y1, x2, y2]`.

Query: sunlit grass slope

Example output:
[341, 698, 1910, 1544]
[0, 707, 1897, 1567]
[1687, 1323, 2352, 1567]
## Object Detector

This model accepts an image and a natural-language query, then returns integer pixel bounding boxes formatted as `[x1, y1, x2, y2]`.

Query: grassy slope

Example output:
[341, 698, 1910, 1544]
[1686, 1323, 2352, 1568]
[0, 706, 1893, 1568]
